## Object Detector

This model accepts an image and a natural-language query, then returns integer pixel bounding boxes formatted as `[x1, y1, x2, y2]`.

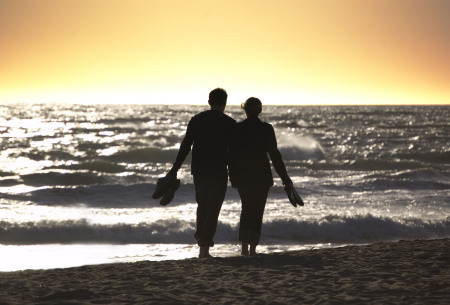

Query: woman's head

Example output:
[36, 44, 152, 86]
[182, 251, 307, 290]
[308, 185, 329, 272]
[241, 97, 262, 117]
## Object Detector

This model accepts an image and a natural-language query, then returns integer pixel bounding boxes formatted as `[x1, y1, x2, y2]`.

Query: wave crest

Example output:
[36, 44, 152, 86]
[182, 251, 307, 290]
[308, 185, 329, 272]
[278, 135, 325, 160]
[1, 215, 448, 245]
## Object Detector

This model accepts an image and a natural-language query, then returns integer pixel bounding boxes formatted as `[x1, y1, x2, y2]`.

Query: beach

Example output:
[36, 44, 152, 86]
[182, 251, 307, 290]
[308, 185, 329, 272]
[1, 238, 449, 304]
[1, 105, 449, 303]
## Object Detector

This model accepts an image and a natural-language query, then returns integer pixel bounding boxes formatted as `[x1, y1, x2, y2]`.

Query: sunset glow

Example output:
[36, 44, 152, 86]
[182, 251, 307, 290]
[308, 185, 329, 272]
[1, 0, 449, 105]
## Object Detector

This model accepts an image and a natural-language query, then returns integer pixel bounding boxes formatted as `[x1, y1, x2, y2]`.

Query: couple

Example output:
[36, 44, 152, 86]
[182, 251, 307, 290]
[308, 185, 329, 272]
[162, 88, 299, 258]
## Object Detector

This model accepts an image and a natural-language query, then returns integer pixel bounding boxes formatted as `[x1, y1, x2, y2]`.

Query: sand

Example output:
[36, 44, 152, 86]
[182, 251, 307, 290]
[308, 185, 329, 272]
[1, 239, 449, 304]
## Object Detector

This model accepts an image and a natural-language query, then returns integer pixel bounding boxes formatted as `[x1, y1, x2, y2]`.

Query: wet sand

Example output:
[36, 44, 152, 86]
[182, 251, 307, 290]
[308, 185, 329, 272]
[1, 239, 449, 304]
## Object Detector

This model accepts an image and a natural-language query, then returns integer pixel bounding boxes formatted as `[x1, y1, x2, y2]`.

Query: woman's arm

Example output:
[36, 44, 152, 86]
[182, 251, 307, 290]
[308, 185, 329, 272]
[267, 125, 293, 186]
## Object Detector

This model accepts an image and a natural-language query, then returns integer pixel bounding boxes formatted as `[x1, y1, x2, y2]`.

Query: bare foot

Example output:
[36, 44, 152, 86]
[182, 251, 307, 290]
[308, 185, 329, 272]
[250, 244, 257, 256]
[241, 242, 249, 256]
[199, 246, 213, 258]
[241, 250, 249, 256]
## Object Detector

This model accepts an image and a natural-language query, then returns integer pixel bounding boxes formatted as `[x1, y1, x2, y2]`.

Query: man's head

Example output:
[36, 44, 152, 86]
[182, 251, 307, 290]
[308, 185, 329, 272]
[208, 88, 228, 109]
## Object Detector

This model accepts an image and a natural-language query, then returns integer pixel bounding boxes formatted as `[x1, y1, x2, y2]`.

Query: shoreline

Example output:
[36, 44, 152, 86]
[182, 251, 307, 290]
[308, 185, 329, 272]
[1, 238, 449, 304]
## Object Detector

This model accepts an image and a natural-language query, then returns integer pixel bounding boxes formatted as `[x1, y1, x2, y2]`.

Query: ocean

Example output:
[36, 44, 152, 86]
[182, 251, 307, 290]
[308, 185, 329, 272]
[1, 103, 449, 271]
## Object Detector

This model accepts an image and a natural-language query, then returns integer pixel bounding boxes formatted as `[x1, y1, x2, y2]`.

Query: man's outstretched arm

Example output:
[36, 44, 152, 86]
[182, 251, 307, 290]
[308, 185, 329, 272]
[168, 121, 194, 176]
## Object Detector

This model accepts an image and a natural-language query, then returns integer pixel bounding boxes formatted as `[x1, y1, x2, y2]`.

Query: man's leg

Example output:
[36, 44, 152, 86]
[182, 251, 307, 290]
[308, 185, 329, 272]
[193, 174, 227, 257]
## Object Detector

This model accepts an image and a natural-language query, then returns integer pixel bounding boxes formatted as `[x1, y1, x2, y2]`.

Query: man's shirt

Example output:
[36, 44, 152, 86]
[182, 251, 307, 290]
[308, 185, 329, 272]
[170, 109, 236, 177]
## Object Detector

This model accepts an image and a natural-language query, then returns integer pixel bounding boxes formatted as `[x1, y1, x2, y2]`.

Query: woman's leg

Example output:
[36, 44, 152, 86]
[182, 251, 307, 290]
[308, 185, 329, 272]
[241, 242, 249, 256]
[249, 244, 257, 256]
[237, 185, 270, 251]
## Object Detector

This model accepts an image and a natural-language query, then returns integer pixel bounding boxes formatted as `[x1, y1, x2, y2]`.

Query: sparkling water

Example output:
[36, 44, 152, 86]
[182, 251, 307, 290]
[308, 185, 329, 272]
[1, 104, 449, 271]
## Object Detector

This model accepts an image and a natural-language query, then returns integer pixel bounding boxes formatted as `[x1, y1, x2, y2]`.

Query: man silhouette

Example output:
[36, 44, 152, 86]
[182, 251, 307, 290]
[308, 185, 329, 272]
[166, 88, 236, 258]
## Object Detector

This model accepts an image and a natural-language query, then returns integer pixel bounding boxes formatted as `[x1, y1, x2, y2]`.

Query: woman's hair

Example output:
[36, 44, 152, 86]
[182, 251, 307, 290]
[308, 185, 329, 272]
[241, 97, 262, 117]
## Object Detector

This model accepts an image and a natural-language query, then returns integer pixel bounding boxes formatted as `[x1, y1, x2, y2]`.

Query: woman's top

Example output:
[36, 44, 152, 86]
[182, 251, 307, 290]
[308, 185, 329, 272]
[228, 116, 292, 188]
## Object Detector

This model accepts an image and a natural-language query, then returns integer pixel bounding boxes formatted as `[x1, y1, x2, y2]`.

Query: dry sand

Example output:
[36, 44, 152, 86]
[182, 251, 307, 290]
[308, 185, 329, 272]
[1, 239, 449, 304]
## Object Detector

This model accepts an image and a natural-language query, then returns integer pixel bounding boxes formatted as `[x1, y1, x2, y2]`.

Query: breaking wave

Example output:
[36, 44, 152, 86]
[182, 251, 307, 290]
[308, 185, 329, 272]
[1, 215, 448, 245]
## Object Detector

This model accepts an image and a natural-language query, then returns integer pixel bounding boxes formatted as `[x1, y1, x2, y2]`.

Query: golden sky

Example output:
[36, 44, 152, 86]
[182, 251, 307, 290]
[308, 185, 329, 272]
[1, 0, 449, 105]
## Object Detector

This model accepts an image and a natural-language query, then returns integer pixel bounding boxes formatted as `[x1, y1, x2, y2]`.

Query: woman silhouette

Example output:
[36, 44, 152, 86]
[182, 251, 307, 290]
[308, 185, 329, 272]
[229, 97, 296, 256]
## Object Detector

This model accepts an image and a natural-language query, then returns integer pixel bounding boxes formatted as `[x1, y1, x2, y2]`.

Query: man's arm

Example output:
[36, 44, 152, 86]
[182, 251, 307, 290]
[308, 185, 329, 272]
[168, 120, 195, 176]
